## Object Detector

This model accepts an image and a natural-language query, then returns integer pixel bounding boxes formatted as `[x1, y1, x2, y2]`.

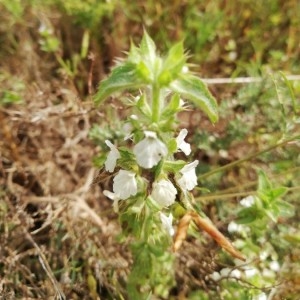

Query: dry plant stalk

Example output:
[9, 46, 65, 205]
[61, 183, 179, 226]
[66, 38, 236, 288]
[173, 211, 245, 261]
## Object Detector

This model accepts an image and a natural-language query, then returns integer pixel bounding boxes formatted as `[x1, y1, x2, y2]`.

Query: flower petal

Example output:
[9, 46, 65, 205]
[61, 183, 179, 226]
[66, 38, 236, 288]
[177, 160, 199, 191]
[103, 190, 120, 212]
[151, 179, 177, 207]
[176, 128, 191, 155]
[113, 170, 137, 200]
[240, 195, 255, 207]
[159, 212, 174, 236]
[133, 131, 168, 169]
[104, 140, 121, 172]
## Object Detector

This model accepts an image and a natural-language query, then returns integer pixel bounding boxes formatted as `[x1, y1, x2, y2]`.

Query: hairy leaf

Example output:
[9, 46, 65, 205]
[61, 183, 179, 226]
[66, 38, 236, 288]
[171, 75, 218, 123]
[94, 62, 144, 105]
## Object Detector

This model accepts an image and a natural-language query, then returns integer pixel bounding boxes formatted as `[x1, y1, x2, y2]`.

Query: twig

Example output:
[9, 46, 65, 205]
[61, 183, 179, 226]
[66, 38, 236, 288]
[201, 74, 300, 84]
[198, 134, 300, 181]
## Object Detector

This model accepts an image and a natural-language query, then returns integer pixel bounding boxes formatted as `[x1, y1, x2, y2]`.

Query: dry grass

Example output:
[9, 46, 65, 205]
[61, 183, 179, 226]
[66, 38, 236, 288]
[1, 2, 300, 299]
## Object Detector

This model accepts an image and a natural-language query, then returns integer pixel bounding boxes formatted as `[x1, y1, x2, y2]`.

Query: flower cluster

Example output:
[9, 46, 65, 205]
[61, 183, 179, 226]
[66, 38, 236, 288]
[103, 129, 199, 236]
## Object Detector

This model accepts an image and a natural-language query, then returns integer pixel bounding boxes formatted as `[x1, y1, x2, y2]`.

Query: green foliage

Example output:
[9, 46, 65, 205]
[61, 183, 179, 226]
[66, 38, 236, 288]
[53, 0, 115, 28]
[127, 242, 174, 300]
[237, 170, 294, 225]
[95, 30, 218, 123]
[0, 74, 24, 106]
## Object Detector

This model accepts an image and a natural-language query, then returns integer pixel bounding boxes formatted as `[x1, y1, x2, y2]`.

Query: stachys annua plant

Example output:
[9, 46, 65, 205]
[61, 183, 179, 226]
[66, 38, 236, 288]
[94, 31, 244, 299]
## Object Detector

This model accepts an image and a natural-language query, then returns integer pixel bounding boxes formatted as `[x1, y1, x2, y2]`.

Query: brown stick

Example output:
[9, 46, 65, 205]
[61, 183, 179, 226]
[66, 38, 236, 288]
[173, 213, 193, 252]
[173, 211, 246, 261]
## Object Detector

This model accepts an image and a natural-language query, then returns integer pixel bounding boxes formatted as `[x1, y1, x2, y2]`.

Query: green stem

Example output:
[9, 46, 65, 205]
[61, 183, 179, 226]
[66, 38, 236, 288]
[196, 191, 256, 202]
[212, 166, 300, 195]
[151, 83, 161, 123]
[198, 134, 300, 181]
[195, 186, 300, 203]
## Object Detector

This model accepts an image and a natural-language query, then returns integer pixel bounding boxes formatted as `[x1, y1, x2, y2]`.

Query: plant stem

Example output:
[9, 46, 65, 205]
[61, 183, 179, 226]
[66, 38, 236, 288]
[151, 83, 160, 123]
[198, 134, 300, 181]
[211, 166, 300, 195]
[195, 185, 300, 202]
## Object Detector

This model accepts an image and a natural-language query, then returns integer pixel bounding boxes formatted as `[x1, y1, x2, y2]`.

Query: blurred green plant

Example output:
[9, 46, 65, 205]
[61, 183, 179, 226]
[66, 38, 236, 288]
[0, 73, 24, 106]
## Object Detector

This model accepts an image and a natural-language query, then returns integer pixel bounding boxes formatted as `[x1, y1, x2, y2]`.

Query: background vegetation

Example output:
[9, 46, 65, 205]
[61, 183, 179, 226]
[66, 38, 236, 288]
[0, 0, 299, 299]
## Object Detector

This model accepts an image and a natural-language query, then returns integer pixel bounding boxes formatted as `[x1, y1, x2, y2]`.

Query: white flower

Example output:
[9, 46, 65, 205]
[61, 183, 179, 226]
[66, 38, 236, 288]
[228, 221, 243, 233]
[269, 261, 280, 272]
[123, 122, 133, 141]
[230, 269, 242, 279]
[113, 170, 137, 200]
[210, 271, 221, 281]
[177, 160, 199, 191]
[240, 195, 255, 207]
[103, 190, 121, 212]
[159, 212, 174, 236]
[151, 179, 177, 207]
[254, 293, 267, 300]
[104, 140, 120, 172]
[133, 131, 168, 169]
[244, 267, 257, 278]
[176, 128, 191, 155]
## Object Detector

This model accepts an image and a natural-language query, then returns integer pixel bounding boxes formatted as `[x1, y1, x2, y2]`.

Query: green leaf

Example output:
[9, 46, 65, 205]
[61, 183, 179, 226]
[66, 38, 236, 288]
[94, 62, 144, 105]
[270, 187, 288, 199]
[279, 71, 298, 114]
[265, 209, 278, 223]
[161, 93, 181, 119]
[170, 74, 218, 123]
[118, 147, 136, 169]
[237, 207, 259, 224]
[276, 200, 295, 218]
[158, 41, 186, 86]
[136, 61, 152, 82]
[167, 138, 178, 153]
[136, 94, 152, 118]
[257, 170, 272, 191]
[283, 232, 300, 244]
[140, 30, 156, 64]
[128, 40, 141, 63]
[163, 160, 186, 173]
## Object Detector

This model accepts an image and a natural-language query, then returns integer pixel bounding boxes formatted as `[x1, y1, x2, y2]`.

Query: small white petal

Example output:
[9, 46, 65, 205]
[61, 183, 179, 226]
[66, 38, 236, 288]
[104, 140, 121, 173]
[113, 170, 137, 200]
[254, 294, 267, 300]
[270, 261, 280, 272]
[130, 114, 138, 120]
[240, 195, 255, 207]
[244, 267, 257, 278]
[103, 190, 121, 213]
[210, 271, 221, 281]
[176, 129, 191, 155]
[151, 180, 177, 207]
[133, 131, 168, 169]
[159, 212, 174, 236]
[123, 123, 133, 141]
[182, 66, 189, 73]
[177, 160, 199, 191]
[231, 269, 241, 279]
[259, 250, 269, 261]
[228, 221, 241, 233]
[220, 268, 231, 277]
[144, 131, 157, 138]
